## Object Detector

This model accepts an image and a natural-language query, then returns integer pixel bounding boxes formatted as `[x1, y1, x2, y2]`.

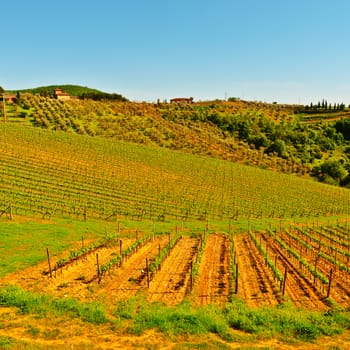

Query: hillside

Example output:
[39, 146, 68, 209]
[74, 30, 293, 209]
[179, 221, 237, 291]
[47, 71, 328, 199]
[4, 90, 350, 187]
[1, 120, 350, 349]
[2, 88, 350, 349]
[11, 84, 127, 101]
[1, 122, 349, 221]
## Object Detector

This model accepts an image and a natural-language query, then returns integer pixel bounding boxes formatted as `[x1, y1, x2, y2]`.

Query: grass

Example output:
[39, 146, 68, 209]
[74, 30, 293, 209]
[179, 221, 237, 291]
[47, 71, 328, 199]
[112, 295, 350, 343]
[223, 299, 350, 341]
[0, 285, 108, 325]
[0, 217, 119, 277]
[0, 285, 349, 345]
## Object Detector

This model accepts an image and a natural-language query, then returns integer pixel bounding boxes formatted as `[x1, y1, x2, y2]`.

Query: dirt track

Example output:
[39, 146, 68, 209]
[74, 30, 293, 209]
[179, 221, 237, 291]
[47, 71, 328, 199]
[147, 236, 199, 305]
[191, 233, 230, 305]
[234, 233, 281, 307]
[97, 235, 170, 302]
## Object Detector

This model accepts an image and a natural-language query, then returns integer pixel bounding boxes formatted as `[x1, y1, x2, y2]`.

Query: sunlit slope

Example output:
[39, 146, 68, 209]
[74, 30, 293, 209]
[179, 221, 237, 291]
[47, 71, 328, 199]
[0, 123, 349, 221]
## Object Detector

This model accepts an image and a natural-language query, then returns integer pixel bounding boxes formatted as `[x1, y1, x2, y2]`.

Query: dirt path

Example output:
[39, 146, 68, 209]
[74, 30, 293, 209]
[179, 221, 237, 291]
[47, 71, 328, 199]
[147, 236, 199, 305]
[234, 233, 281, 308]
[191, 233, 230, 305]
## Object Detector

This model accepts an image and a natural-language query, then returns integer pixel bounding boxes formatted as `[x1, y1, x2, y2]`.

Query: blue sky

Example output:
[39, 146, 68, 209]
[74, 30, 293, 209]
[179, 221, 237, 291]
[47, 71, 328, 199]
[1, 0, 350, 104]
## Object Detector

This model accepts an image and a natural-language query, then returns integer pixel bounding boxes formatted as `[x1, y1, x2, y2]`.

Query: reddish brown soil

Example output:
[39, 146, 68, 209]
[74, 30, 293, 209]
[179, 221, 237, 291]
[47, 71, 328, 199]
[0, 236, 168, 303]
[234, 233, 281, 308]
[278, 230, 350, 308]
[96, 235, 170, 302]
[191, 233, 230, 305]
[147, 236, 199, 305]
[261, 232, 330, 310]
[2, 230, 348, 310]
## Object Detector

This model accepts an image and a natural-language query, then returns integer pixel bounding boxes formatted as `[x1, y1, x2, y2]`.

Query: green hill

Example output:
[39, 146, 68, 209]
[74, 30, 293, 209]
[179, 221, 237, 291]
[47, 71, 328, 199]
[11, 84, 127, 101]
[4, 89, 350, 187]
[13, 84, 101, 96]
[0, 122, 349, 222]
[1, 111, 350, 349]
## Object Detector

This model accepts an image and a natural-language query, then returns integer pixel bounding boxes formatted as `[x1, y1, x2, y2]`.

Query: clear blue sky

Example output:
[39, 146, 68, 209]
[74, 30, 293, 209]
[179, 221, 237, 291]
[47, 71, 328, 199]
[2, 0, 350, 104]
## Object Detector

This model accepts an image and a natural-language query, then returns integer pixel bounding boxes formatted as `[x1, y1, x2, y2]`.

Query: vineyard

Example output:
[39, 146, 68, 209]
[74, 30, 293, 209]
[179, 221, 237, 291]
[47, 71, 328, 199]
[1, 117, 350, 347]
[1, 123, 350, 223]
[2, 220, 350, 311]
[8, 92, 313, 174]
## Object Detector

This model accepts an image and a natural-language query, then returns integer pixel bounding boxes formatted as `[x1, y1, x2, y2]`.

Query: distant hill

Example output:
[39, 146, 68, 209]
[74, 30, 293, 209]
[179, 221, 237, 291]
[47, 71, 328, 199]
[12, 84, 128, 101]
[4, 90, 350, 187]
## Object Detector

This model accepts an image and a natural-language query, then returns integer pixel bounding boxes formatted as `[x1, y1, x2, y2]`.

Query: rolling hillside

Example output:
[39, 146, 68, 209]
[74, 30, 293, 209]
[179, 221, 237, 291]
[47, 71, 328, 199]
[11, 84, 127, 100]
[1, 105, 350, 349]
[5, 88, 350, 188]
[1, 122, 349, 221]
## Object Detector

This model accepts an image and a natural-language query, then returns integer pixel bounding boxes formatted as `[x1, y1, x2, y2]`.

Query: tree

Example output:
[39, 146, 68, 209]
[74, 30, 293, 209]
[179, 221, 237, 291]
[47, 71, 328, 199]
[335, 119, 350, 140]
[312, 160, 348, 185]
[0, 86, 4, 93]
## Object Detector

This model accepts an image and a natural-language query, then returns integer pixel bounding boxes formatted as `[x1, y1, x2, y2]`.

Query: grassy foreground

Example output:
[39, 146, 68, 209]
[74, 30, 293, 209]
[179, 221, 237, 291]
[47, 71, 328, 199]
[0, 285, 349, 349]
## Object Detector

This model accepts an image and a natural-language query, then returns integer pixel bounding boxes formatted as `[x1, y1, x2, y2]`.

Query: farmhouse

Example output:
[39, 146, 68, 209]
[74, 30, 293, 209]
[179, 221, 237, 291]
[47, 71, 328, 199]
[170, 97, 194, 104]
[54, 88, 71, 101]
[1, 93, 17, 104]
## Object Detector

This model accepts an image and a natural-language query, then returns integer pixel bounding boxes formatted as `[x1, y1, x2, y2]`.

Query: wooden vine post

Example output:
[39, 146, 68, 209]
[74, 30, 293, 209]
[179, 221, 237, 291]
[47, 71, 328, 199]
[282, 267, 288, 296]
[235, 263, 238, 294]
[190, 260, 193, 290]
[119, 240, 123, 266]
[146, 258, 150, 288]
[96, 253, 101, 283]
[46, 248, 52, 278]
[327, 268, 333, 298]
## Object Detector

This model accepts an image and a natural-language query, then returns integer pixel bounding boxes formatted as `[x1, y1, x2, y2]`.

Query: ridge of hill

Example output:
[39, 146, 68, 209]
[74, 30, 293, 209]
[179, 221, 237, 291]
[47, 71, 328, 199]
[12, 84, 102, 96]
[10, 84, 128, 101]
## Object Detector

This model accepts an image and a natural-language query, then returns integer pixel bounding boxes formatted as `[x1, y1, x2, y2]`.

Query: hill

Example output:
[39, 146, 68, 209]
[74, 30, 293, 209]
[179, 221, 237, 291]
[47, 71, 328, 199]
[0, 122, 349, 221]
[1, 121, 350, 348]
[5, 91, 350, 187]
[11, 84, 127, 101]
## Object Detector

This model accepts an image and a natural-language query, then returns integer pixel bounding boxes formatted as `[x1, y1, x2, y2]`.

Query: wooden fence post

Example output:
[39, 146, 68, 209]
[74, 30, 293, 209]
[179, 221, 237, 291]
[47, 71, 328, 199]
[327, 268, 333, 298]
[146, 258, 150, 288]
[46, 248, 52, 278]
[96, 253, 101, 283]
[282, 267, 287, 296]
[235, 263, 238, 294]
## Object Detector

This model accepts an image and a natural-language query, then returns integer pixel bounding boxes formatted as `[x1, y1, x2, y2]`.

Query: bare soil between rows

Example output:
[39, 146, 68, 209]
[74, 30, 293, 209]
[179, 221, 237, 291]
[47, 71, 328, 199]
[1, 232, 347, 310]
